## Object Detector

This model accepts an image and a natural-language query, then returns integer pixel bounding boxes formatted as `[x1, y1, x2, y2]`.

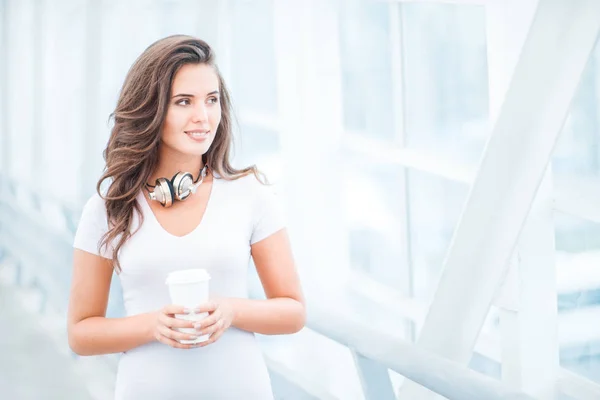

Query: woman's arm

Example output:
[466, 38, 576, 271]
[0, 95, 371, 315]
[195, 229, 305, 340]
[67, 249, 198, 356]
[67, 249, 156, 355]
[223, 296, 305, 335]
[236, 228, 305, 334]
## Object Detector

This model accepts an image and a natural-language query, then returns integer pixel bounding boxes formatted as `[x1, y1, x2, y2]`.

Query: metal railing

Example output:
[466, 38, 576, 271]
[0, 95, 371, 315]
[0, 174, 536, 400]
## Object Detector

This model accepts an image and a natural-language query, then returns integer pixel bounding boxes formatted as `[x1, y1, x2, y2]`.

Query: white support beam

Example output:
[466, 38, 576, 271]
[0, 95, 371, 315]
[554, 177, 600, 224]
[558, 369, 600, 400]
[389, 1, 414, 340]
[513, 170, 560, 399]
[485, 0, 539, 125]
[32, 0, 43, 182]
[7, 0, 36, 182]
[495, 254, 521, 387]
[264, 356, 338, 400]
[80, 0, 103, 203]
[273, 0, 350, 288]
[352, 351, 396, 400]
[487, 1, 560, 397]
[386, 0, 490, 5]
[305, 295, 535, 400]
[398, 0, 600, 398]
[272, 0, 353, 392]
[215, 0, 232, 85]
[343, 130, 600, 233]
[341, 133, 474, 184]
[0, 0, 8, 173]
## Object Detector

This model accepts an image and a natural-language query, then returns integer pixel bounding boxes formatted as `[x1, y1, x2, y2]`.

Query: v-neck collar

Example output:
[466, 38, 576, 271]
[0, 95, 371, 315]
[138, 177, 218, 239]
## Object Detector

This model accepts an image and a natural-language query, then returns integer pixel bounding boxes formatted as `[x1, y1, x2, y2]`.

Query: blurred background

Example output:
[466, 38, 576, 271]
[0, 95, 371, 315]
[1, 0, 600, 399]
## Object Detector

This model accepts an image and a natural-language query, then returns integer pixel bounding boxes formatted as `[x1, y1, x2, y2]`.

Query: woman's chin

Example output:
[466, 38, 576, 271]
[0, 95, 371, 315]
[160, 138, 213, 158]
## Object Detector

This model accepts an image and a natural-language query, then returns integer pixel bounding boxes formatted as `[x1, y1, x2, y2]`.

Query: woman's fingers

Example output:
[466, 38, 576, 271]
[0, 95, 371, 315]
[157, 325, 197, 342]
[155, 332, 197, 350]
[197, 318, 223, 336]
[197, 327, 224, 347]
[162, 304, 188, 316]
[151, 305, 213, 350]
[160, 314, 195, 329]
[194, 302, 218, 314]
[193, 310, 221, 330]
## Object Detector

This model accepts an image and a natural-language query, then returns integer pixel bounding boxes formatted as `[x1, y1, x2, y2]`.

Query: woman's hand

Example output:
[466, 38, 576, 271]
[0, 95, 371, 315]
[150, 305, 200, 349]
[193, 299, 236, 347]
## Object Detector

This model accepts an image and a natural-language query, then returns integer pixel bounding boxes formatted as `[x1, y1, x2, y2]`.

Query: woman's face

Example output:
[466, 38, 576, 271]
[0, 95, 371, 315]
[161, 63, 222, 158]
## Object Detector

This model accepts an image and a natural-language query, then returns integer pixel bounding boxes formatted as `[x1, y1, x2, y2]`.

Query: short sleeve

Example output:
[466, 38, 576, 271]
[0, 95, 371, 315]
[250, 183, 287, 245]
[73, 193, 113, 259]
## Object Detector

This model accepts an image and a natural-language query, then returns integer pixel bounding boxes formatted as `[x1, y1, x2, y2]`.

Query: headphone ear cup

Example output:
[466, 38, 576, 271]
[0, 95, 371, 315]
[171, 172, 194, 201]
[154, 177, 175, 207]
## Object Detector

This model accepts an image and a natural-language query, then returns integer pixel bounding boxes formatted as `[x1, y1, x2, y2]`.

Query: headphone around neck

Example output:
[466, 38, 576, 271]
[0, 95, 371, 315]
[145, 165, 209, 208]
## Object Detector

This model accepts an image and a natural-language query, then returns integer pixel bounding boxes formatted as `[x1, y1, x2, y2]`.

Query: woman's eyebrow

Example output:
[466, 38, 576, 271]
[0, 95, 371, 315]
[172, 93, 195, 98]
[172, 90, 219, 98]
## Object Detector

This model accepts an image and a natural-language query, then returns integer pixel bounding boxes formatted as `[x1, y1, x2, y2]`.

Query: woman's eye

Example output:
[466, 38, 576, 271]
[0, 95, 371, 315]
[176, 99, 191, 106]
[208, 97, 219, 104]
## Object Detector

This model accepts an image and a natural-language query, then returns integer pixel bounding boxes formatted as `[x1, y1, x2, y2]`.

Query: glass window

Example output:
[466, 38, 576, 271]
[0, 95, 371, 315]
[343, 154, 469, 304]
[402, 3, 489, 167]
[232, 124, 281, 181]
[0, 4, 6, 170]
[338, 0, 394, 140]
[6, 1, 35, 181]
[408, 169, 469, 302]
[550, 33, 600, 384]
[229, 0, 278, 116]
[258, 328, 363, 399]
[554, 212, 600, 383]
[553, 34, 600, 179]
[345, 161, 408, 289]
[158, 0, 220, 44]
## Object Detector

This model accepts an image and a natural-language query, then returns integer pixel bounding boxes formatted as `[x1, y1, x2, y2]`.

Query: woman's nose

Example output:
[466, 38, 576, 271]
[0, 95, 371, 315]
[192, 105, 208, 122]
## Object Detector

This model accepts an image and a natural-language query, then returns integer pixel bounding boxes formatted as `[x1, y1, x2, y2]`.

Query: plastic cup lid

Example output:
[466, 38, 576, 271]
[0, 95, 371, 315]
[165, 269, 211, 285]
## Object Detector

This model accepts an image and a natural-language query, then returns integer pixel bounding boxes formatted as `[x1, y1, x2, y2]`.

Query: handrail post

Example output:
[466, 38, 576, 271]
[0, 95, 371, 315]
[352, 350, 396, 400]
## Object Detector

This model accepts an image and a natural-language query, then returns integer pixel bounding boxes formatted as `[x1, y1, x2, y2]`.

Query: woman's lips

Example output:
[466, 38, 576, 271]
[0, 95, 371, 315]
[185, 130, 209, 142]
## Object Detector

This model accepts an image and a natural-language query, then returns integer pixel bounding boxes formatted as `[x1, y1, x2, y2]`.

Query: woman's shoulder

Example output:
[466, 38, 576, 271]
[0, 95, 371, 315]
[217, 172, 269, 194]
[74, 192, 110, 238]
[80, 191, 108, 217]
[216, 173, 283, 213]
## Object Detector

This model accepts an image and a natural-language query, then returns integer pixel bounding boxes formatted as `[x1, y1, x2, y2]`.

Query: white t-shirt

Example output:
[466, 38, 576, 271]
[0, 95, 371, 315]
[73, 174, 286, 400]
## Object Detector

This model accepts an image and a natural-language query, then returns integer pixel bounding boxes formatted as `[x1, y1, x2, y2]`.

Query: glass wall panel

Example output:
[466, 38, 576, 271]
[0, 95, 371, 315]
[553, 34, 600, 179]
[408, 169, 468, 302]
[229, 0, 277, 116]
[554, 212, 600, 383]
[402, 3, 489, 167]
[339, 0, 394, 141]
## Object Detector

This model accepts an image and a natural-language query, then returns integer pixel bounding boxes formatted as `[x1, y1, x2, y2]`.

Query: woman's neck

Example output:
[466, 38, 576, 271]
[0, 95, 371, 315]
[147, 147, 205, 185]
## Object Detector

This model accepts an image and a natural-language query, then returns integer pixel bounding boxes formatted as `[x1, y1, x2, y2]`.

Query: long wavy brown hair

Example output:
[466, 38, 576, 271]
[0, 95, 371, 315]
[97, 35, 262, 272]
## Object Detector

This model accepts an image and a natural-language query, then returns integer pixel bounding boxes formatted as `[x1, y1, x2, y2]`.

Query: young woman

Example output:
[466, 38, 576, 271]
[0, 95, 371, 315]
[67, 35, 305, 399]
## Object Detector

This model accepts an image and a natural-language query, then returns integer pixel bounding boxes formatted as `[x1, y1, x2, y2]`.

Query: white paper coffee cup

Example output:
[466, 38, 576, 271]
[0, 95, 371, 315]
[165, 269, 211, 344]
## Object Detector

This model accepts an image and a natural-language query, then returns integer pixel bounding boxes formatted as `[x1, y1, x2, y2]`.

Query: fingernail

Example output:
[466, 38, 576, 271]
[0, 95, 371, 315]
[193, 323, 202, 329]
